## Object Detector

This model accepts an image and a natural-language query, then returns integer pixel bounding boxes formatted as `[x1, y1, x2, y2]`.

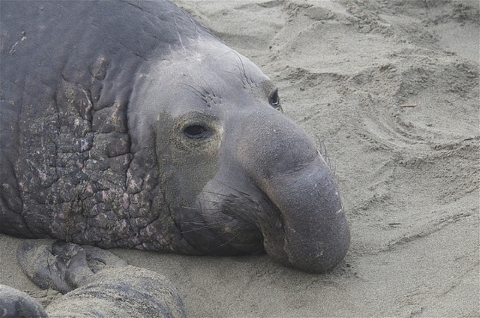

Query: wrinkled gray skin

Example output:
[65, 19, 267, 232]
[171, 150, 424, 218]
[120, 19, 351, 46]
[1, 0, 349, 301]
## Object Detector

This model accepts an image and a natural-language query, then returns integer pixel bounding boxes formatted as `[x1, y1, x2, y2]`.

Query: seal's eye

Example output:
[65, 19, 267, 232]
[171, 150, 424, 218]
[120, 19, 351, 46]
[183, 124, 209, 139]
[269, 89, 281, 109]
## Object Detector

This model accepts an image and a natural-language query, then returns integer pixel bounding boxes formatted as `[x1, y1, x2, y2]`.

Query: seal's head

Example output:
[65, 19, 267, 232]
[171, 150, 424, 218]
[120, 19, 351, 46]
[132, 38, 350, 273]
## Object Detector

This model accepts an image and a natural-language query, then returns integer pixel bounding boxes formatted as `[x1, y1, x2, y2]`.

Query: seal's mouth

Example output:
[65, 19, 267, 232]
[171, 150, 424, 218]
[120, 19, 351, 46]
[195, 181, 290, 257]
[174, 195, 265, 255]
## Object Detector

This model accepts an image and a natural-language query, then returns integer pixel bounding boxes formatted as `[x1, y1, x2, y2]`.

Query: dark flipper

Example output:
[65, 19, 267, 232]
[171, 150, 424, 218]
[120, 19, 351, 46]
[17, 240, 127, 294]
[16, 240, 186, 317]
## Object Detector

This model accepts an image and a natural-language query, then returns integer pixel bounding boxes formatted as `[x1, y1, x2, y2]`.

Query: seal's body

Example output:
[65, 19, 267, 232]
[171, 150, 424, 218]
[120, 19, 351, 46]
[0, 0, 349, 274]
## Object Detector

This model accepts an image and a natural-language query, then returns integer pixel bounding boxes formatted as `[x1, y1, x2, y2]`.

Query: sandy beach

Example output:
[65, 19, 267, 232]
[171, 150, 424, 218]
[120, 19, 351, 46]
[1, 0, 478, 317]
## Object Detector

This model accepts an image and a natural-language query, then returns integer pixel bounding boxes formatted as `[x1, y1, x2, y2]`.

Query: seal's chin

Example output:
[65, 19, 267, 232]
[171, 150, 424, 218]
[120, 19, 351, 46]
[175, 205, 264, 255]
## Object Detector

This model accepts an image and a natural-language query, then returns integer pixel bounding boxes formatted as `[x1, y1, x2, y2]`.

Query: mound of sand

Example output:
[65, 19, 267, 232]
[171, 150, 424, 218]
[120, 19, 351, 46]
[1, 0, 478, 316]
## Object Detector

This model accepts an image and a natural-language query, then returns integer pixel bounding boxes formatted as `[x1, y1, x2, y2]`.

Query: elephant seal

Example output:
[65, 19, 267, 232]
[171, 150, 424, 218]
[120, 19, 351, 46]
[0, 0, 350, 309]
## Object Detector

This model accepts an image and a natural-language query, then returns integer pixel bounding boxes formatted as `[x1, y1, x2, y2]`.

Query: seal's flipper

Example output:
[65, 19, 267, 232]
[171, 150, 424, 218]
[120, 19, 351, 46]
[0, 284, 48, 318]
[78, 244, 128, 273]
[17, 240, 127, 294]
[15, 241, 185, 317]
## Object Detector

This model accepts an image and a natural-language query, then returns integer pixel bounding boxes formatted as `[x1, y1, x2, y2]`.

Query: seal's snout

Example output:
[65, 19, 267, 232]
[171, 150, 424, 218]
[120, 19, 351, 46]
[264, 157, 350, 273]
[232, 110, 350, 273]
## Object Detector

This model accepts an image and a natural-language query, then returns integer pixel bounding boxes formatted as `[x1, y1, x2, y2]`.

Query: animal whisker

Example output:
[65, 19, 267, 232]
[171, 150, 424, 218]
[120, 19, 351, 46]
[230, 50, 254, 87]
[315, 135, 336, 174]
[178, 82, 210, 105]
[220, 70, 246, 84]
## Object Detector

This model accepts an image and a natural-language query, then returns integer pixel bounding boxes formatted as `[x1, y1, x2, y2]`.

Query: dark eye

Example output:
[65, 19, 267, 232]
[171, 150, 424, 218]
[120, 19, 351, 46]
[269, 89, 280, 108]
[183, 124, 209, 139]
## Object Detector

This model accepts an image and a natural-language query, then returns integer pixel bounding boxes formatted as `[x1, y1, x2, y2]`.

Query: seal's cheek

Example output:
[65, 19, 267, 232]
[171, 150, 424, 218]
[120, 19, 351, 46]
[154, 110, 223, 207]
